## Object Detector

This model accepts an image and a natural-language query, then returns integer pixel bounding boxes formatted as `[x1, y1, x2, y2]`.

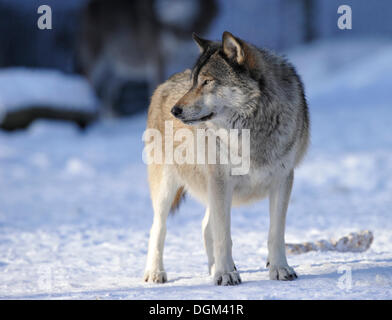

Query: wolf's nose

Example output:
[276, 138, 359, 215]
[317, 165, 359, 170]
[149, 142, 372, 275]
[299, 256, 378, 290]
[171, 106, 183, 117]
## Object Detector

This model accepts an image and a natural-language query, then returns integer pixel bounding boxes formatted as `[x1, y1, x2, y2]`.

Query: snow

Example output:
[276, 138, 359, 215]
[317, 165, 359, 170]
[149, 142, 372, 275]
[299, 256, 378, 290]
[0, 68, 98, 122]
[286, 230, 374, 254]
[1, 39, 392, 299]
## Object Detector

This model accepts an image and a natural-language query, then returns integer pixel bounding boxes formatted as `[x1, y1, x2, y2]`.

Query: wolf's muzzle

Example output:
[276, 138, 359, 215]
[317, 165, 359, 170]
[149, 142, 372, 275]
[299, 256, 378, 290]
[171, 106, 183, 117]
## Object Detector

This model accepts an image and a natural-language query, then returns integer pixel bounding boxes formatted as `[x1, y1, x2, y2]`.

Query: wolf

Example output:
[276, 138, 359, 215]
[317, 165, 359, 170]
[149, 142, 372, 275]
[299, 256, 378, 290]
[144, 31, 310, 285]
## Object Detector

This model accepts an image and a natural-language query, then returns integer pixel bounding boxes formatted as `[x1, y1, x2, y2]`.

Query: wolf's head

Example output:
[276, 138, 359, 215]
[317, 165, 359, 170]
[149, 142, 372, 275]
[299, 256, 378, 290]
[171, 31, 261, 128]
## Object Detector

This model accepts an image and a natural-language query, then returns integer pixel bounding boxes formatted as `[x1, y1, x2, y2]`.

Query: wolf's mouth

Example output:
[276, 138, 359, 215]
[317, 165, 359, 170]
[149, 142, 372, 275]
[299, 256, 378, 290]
[182, 112, 214, 124]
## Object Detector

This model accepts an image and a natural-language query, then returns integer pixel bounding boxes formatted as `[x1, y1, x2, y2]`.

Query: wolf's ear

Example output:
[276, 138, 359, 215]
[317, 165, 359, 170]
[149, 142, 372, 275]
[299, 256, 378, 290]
[222, 31, 245, 64]
[192, 33, 210, 53]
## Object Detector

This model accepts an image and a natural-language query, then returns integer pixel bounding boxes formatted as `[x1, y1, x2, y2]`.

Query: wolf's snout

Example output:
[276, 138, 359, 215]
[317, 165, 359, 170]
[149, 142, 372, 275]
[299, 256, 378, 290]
[171, 106, 183, 117]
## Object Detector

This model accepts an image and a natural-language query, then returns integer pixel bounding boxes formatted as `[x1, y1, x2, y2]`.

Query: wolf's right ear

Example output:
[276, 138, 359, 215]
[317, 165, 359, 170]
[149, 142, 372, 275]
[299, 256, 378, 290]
[222, 31, 245, 64]
[192, 33, 210, 53]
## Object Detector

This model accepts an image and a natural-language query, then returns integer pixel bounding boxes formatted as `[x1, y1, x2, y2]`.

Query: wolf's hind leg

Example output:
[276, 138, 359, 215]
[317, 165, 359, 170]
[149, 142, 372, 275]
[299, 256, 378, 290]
[202, 208, 214, 274]
[267, 170, 297, 281]
[144, 165, 180, 283]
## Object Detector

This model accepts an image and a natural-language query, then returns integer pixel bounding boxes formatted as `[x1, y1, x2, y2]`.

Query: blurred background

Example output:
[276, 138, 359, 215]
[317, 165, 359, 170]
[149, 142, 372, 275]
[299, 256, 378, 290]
[0, 0, 391, 130]
[0, 0, 392, 299]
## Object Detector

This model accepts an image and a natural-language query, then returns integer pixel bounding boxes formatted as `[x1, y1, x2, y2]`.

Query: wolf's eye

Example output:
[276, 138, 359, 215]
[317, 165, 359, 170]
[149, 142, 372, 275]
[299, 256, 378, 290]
[203, 79, 213, 86]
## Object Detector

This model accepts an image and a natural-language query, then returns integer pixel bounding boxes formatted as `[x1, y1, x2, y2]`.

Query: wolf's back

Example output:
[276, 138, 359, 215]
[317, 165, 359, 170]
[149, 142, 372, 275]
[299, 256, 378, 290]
[257, 48, 310, 167]
[147, 70, 192, 132]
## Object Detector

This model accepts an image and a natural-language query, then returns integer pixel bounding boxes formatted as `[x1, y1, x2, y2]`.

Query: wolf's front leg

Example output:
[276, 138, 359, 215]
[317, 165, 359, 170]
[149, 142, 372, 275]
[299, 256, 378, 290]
[267, 170, 297, 281]
[208, 171, 241, 286]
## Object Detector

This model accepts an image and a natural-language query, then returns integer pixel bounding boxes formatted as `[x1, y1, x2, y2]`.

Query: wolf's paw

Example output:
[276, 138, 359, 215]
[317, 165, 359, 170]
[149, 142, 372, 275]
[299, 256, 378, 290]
[213, 270, 242, 286]
[143, 270, 167, 284]
[268, 265, 297, 281]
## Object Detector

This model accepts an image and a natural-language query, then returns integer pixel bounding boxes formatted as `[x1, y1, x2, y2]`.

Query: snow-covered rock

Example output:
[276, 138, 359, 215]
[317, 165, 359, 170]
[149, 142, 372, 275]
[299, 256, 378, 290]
[286, 230, 374, 254]
[0, 68, 98, 129]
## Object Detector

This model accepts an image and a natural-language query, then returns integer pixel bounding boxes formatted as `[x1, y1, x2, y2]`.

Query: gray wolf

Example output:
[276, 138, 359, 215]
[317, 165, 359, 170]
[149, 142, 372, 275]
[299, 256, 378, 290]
[144, 31, 310, 285]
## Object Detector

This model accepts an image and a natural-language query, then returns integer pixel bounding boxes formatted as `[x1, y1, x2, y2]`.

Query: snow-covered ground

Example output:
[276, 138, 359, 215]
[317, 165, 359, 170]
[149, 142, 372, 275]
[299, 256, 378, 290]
[0, 39, 391, 299]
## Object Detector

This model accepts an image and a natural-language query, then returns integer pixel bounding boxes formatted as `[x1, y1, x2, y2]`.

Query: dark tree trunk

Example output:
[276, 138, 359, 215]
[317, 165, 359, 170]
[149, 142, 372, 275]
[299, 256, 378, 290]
[303, 0, 316, 43]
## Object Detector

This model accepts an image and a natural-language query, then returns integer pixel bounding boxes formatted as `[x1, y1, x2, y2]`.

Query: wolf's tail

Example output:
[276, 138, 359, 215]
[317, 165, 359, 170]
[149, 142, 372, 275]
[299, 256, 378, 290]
[170, 187, 186, 214]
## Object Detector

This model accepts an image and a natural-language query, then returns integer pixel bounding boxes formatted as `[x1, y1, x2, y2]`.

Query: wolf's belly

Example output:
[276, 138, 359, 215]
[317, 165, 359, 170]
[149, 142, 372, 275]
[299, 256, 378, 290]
[177, 164, 274, 207]
[231, 167, 274, 206]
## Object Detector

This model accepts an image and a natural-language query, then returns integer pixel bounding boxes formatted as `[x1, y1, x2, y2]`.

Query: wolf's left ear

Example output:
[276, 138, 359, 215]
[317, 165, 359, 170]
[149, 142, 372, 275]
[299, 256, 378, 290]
[192, 33, 210, 53]
[222, 31, 245, 64]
